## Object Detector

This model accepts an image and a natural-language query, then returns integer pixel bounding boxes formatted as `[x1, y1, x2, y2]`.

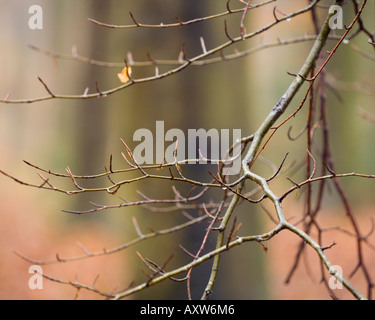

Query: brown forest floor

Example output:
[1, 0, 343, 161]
[1, 186, 374, 300]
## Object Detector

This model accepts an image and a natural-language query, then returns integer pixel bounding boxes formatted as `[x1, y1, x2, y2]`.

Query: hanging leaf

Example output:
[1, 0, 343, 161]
[117, 66, 132, 83]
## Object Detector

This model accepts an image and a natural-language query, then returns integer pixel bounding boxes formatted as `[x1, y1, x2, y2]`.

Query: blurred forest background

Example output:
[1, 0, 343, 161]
[0, 0, 374, 299]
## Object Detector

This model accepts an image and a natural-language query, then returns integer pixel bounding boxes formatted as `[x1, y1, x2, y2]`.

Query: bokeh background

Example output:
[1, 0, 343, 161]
[0, 0, 374, 300]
